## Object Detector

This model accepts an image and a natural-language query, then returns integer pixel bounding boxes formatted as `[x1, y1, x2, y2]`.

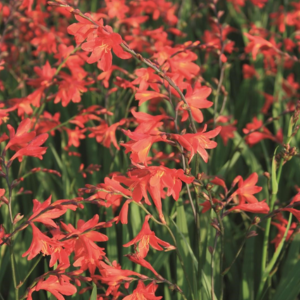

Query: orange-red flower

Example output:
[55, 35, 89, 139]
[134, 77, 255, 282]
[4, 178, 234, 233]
[123, 281, 162, 300]
[229, 173, 262, 204]
[60, 215, 108, 274]
[172, 125, 221, 163]
[81, 20, 131, 71]
[123, 215, 174, 258]
[5, 119, 49, 162]
[243, 117, 283, 146]
[27, 275, 77, 300]
[178, 85, 213, 123]
[228, 200, 269, 214]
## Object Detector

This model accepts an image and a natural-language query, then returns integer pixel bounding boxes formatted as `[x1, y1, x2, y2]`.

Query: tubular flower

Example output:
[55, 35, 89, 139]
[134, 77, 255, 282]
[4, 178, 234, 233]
[229, 173, 262, 204]
[81, 20, 131, 71]
[123, 281, 162, 300]
[27, 275, 77, 300]
[123, 215, 175, 258]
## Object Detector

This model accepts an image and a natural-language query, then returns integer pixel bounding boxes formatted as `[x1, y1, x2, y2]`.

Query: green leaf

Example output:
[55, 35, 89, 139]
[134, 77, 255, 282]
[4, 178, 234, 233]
[201, 270, 218, 300]
[176, 198, 195, 299]
[171, 218, 198, 271]
[90, 283, 97, 300]
[106, 207, 118, 262]
[272, 251, 300, 300]
[271, 147, 279, 195]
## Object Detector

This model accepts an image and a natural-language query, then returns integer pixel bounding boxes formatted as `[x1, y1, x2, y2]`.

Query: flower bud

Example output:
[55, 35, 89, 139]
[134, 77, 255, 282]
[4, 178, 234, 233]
[252, 216, 261, 225]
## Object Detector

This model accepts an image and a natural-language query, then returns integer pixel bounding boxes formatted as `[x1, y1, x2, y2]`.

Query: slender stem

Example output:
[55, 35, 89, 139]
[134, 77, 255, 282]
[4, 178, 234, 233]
[222, 223, 253, 276]
[257, 213, 292, 300]
[69, 9, 199, 134]
[164, 223, 195, 300]
[217, 213, 224, 300]
[10, 249, 18, 300]
[133, 202, 194, 300]
[16, 256, 43, 289]
[3, 159, 19, 300]
[210, 234, 218, 300]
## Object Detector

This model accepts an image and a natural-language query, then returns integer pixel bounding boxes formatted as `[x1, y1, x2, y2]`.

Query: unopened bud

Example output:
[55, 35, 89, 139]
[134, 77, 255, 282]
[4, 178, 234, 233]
[206, 184, 213, 191]
[215, 204, 223, 212]
[217, 11, 224, 19]
[185, 168, 191, 175]
[13, 213, 24, 225]
[252, 216, 261, 225]
[247, 230, 258, 239]
[208, 246, 214, 254]
[209, 4, 216, 11]
[201, 192, 210, 201]
[0, 196, 8, 205]
[211, 219, 220, 232]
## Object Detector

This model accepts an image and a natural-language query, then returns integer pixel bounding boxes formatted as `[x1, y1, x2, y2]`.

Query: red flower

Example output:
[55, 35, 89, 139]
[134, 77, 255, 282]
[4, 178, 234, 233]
[200, 199, 222, 213]
[121, 131, 166, 165]
[178, 85, 213, 123]
[27, 275, 77, 300]
[229, 173, 262, 204]
[228, 200, 269, 214]
[123, 215, 175, 258]
[22, 223, 54, 260]
[131, 68, 162, 92]
[81, 20, 131, 71]
[97, 260, 145, 286]
[215, 116, 237, 146]
[4, 119, 49, 162]
[60, 215, 108, 274]
[131, 109, 167, 134]
[135, 91, 168, 106]
[0, 225, 8, 245]
[271, 214, 297, 249]
[261, 93, 275, 114]
[88, 119, 126, 150]
[244, 33, 276, 60]
[5, 119, 35, 151]
[123, 281, 162, 300]
[116, 165, 194, 223]
[280, 193, 300, 222]
[28, 195, 75, 228]
[172, 125, 221, 163]
[67, 13, 103, 44]
[9, 133, 48, 162]
[242, 64, 259, 79]
[125, 253, 162, 279]
[243, 117, 282, 146]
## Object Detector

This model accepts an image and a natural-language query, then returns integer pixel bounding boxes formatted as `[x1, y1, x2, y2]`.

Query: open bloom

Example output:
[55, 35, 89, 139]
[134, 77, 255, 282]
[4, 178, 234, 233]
[27, 275, 77, 300]
[123, 215, 175, 258]
[123, 281, 162, 300]
[81, 20, 131, 71]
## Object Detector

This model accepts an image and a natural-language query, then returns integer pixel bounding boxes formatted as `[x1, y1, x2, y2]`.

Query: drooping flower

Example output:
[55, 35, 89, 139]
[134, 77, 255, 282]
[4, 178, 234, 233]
[123, 281, 162, 300]
[123, 215, 175, 258]
[27, 275, 77, 300]
[178, 84, 213, 123]
[81, 20, 131, 71]
[229, 173, 262, 204]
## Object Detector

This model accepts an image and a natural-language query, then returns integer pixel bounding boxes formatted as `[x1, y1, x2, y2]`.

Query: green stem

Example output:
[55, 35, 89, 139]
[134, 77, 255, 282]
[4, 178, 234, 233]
[222, 223, 253, 276]
[10, 249, 18, 300]
[257, 213, 292, 300]
[133, 202, 193, 300]
[16, 256, 42, 289]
